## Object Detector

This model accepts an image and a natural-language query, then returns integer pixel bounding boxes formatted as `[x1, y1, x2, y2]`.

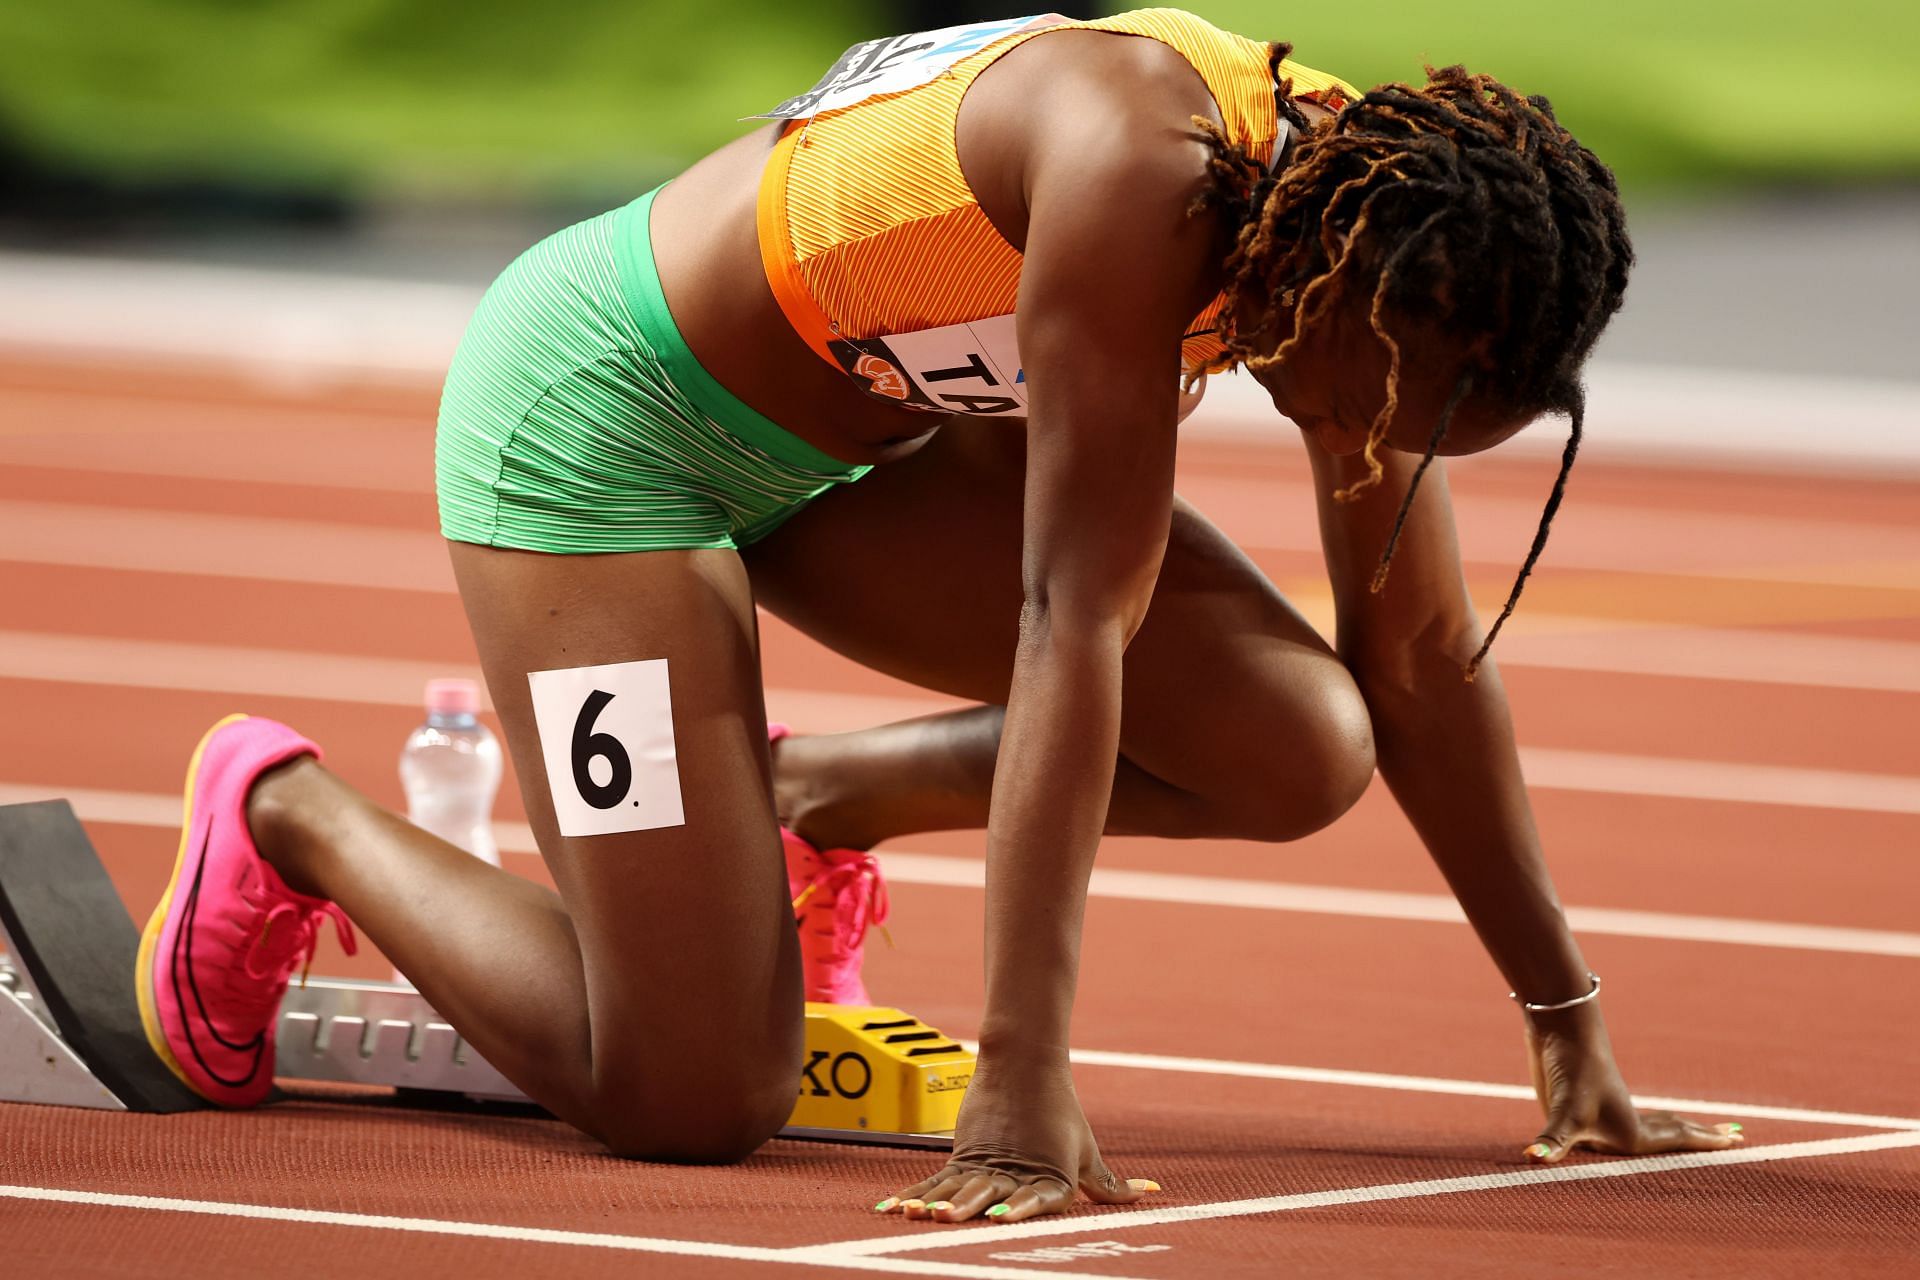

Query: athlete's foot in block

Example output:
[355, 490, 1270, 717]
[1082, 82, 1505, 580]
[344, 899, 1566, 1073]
[136, 715, 357, 1108]
[767, 728, 880, 856]
[770, 727, 891, 1004]
[243, 754, 338, 900]
[783, 829, 890, 1004]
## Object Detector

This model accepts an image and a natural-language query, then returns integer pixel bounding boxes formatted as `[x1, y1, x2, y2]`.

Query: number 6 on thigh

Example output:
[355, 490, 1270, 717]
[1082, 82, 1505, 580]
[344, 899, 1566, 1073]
[528, 658, 687, 837]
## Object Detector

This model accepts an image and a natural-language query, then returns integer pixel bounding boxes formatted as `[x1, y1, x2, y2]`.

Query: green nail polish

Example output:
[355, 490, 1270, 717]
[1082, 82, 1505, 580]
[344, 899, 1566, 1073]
[987, 1204, 1011, 1218]
[874, 1198, 899, 1212]
[1727, 1123, 1743, 1133]
[929, 1201, 951, 1212]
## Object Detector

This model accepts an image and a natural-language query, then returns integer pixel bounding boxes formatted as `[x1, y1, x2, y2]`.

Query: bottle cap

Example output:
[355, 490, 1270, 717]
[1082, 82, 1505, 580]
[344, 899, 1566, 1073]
[425, 678, 481, 716]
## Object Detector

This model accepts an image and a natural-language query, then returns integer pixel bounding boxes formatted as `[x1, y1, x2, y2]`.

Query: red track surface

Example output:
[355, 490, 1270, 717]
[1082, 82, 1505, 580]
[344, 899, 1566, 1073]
[4, 355, 1919, 1276]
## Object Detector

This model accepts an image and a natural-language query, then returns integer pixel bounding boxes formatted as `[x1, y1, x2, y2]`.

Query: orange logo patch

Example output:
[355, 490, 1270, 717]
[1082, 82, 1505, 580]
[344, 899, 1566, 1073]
[854, 353, 911, 400]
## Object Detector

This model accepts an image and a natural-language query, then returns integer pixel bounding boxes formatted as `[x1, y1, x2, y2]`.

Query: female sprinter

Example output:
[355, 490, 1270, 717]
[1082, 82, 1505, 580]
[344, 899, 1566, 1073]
[136, 9, 1741, 1223]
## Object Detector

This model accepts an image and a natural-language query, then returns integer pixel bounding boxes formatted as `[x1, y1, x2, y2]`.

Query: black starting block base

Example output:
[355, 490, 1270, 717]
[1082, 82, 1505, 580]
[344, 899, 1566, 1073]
[0, 801, 205, 1112]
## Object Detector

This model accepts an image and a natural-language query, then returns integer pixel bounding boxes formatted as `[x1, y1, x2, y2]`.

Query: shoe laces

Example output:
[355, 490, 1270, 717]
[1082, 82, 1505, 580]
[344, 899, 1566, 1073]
[237, 900, 358, 1011]
[792, 850, 891, 951]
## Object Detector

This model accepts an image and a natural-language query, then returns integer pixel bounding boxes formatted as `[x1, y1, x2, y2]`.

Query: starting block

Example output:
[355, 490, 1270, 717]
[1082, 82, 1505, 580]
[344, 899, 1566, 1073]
[0, 799, 970, 1148]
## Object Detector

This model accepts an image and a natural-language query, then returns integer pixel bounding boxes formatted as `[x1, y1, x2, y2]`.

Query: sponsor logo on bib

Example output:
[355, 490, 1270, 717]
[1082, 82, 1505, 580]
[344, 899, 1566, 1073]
[852, 353, 912, 400]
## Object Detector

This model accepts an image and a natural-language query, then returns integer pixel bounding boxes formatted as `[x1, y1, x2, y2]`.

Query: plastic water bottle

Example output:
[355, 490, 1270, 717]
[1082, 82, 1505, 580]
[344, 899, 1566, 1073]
[399, 679, 502, 867]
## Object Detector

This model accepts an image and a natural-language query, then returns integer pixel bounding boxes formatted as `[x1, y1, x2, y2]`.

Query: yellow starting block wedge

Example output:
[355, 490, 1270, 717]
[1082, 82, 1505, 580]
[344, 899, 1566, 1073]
[788, 1003, 975, 1140]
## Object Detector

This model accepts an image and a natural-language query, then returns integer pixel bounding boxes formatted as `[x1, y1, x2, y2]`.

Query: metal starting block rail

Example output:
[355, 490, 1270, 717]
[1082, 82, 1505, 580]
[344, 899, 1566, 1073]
[0, 950, 127, 1110]
[0, 799, 969, 1150]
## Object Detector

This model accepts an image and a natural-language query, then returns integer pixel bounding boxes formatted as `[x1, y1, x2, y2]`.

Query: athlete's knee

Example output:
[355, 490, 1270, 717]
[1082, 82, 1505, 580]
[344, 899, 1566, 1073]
[1294, 672, 1378, 833]
[1228, 663, 1376, 842]
[592, 1058, 796, 1164]
[581, 1001, 802, 1163]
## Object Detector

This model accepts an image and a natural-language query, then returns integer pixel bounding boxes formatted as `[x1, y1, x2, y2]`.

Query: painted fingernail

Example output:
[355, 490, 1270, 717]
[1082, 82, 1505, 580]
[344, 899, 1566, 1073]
[1717, 1122, 1743, 1134]
[873, 1198, 899, 1213]
[1127, 1179, 1162, 1192]
[900, 1199, 926, 1211]
[986, 1204, 1011, 1218]
[1526, 1143, 1553, 1159]
[928, 1201, 952, 1212]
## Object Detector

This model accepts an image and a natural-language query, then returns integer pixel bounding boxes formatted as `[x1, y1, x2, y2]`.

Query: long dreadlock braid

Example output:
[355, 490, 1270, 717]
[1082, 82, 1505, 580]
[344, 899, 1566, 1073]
[1194, 56, 1632, 679]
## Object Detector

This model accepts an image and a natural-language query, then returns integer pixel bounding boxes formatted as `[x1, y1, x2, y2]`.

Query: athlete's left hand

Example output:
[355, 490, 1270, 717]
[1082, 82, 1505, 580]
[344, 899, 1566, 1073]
[1523, 1001, 1746, 1162]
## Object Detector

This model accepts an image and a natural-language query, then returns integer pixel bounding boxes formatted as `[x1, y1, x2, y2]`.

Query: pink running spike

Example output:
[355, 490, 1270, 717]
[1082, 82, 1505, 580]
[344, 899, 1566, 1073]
[783, 830, 890, 1004]
[136, 715, 358, 1107]
[769, 723, 889, 1003]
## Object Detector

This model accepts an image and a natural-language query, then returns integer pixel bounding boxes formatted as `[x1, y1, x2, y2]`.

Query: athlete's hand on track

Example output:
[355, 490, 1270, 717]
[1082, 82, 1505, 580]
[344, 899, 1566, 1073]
[872, 1058, 1158, 1223]
[1523, 1003, 1746, 1163]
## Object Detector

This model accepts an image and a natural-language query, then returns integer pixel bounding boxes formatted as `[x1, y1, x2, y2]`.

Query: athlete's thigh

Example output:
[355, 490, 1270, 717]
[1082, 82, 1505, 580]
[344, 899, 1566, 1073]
[451, 541, 801, 1121]
[741, 424, 1364, 791]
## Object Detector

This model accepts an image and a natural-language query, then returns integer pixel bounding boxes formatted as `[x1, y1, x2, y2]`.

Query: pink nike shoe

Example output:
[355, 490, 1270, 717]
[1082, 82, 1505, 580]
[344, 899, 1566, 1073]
[136, 714, 356, 1107]
[770, 724, 890, 1004]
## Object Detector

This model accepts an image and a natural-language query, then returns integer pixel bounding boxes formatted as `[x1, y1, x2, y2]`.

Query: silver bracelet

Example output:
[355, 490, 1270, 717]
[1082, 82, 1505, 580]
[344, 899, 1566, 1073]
[1510, 972, 1601, 1013]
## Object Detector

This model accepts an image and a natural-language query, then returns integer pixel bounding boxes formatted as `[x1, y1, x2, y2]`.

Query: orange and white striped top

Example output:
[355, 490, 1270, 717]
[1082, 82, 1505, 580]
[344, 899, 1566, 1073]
[755, 8, 1357, 417]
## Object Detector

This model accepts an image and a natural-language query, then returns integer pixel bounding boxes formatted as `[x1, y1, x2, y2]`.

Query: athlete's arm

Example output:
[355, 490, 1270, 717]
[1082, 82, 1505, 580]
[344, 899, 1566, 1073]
[884, 35, 1224, 1223]
[1307, 436, 1742, 1161]
[1308, 439, 1587, 999]
[980, 68, 1218, 1073]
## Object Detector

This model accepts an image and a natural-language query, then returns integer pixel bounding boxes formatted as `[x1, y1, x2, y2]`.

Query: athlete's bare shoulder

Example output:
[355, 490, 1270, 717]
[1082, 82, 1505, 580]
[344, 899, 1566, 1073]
[956, 27, 1230, 265]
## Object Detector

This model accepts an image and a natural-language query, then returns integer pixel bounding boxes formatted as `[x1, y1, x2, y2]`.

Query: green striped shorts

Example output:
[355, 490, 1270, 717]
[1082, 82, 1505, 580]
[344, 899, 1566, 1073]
[436, 186, 867, 553]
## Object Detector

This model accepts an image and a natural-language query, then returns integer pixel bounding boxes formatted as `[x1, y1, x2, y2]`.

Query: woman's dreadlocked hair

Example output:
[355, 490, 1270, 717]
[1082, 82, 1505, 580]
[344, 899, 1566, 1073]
[1194, 55, 1632, 679]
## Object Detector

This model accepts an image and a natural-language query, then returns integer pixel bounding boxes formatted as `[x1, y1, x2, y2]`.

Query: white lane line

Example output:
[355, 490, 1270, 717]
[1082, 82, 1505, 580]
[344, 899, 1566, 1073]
[1495, 624, 1920, 695]
[0, 631, 477, 708]
[9, 488, 1920, 677]
[1181, 470, 1920, 589]
[0, 1185, 1139, 1280]
[0, 250, 476, 385]
[0, 499, 453, 592]
[1195, 357, 1920, 476]
[0, 785, 180, 828]
[6, 630, 1920, 815]
[10, 410, 1919, 597]
[1521, 747, 1920, 816]
[792, 1131, 1920, 1259]
[7, 781, 1901, 1135]
[1057, 1049, 1920, 1132]
[13, 487, 1920, 599]
[0, 630, 957, 733]
[6, 786, 1916, 960]
[859, 852, 1920, 960]
[0, 782, 1902, 1135]
[0, 385, 420, 447]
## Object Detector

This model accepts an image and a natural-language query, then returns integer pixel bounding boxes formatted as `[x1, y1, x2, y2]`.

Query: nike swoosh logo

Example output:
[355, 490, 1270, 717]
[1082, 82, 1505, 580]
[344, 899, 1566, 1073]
[170, 818, 268, 1089]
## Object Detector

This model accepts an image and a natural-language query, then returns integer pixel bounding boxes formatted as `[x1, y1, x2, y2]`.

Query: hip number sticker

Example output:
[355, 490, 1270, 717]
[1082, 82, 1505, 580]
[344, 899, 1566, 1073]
[528, 659, 685, 837]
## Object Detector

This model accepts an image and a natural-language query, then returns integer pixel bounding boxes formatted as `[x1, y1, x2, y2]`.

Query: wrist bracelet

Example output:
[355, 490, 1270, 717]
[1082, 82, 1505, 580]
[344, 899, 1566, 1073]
[1510, 972, 1601, 1013]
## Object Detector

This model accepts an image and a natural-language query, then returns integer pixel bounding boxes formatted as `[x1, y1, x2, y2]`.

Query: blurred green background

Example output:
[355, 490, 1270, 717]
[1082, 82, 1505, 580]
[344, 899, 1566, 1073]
[2, 0, 1916, 212]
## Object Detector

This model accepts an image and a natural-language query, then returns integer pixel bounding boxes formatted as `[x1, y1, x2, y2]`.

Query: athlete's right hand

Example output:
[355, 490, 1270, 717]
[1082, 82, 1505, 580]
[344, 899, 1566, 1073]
[872, 1056, 1158, 1223]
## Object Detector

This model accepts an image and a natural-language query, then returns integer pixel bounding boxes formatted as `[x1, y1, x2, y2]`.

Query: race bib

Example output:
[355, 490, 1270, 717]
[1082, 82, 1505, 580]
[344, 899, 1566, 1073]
[829, 314, 1028, 417]
[754, 14, 1066, 121]
[830, 312, 1220, 418]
